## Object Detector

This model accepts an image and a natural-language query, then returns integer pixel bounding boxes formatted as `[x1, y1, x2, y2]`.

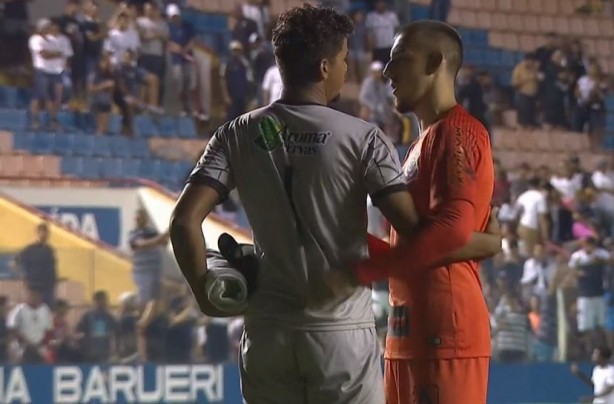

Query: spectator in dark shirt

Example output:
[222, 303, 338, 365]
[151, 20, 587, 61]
[76, 290, 117, 363]
[165, 295, 196, 364]
[88, 53, 116, 134]
[1, 0, 31, 68]
[535, 32, 560, 72]
[249, 34, 275, 105]
[140, 299, 168, 363]
[14, 223, 57, 308]
[81, 0, 106, 80]
[0, 296, 8, 363]
[167, 3, 203, 118]
[116, 292, 139, 364]
[542, 49, 571, 129]
[457, 66, 488, 129]
[221, 40, 253, 121]
[231, 4, 259, 50]
[56, 0, 84, 97]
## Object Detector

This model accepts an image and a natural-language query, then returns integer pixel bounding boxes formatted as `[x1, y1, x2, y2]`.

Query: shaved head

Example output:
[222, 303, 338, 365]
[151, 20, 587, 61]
[398, 21, 463, 76]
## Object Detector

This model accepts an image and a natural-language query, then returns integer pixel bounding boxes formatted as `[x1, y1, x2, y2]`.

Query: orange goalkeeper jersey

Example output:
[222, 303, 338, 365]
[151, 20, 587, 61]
[357, 105, 494, 360]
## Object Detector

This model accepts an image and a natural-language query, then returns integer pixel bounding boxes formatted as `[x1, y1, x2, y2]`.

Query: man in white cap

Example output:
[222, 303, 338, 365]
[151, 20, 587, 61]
[358, 60, 394, 131]
[167, 3, 205, 119]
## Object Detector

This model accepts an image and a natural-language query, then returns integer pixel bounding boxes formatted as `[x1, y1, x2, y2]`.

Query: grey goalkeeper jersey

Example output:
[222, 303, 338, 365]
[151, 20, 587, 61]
[189, 100, 405, 331]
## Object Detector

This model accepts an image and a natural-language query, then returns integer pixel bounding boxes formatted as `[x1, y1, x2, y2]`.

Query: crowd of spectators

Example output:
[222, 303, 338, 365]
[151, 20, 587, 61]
[511, 33, 611, 149]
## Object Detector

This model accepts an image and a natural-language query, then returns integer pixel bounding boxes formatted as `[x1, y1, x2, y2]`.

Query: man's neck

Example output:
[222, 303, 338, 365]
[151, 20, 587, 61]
[280, 85, 327, 106]
[413, 80, 458, 128]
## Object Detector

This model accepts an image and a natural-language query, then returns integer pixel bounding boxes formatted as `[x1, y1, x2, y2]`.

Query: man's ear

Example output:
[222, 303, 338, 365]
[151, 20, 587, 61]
[320, 59, 330, 80]
[426, 51, 443, 75]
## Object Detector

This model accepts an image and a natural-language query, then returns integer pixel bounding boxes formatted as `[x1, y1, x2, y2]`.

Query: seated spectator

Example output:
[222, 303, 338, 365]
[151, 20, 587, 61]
[105, 11, 140, 67]
[76, 290, 117, 364]
[137, 2, 168, 105]
[29, 19, 68, 130]
[167, 3, 204, 119]
[116, 49, 161, 114]
[88, 54, 116, 134]
[7, 287, 53, 364]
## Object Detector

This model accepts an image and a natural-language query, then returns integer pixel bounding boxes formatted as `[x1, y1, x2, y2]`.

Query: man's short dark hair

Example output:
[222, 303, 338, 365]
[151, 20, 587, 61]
[400, 20, 463, 75]
[272, 4, 353, 87]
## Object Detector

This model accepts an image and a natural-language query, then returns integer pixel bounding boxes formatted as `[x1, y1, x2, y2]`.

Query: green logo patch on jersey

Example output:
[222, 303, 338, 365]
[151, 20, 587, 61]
[256, 116, 286, 151]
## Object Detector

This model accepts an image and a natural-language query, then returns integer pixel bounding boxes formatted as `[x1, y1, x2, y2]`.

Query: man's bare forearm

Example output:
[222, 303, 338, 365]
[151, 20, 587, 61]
[169, 220, 207, 297]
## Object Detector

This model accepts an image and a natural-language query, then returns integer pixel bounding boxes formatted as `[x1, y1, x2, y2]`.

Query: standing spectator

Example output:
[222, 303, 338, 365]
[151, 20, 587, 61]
[48, 299, 80, 363]
[358, 60, 394, 131]
[7, 287, 53, 364]
[81, 0, 107, 82]
[140, 299, 168, 363]
[231, 5, 259, 50]
[242, 0, 270, 38]
[50, 18, 75, 109]
[105, 12, 140, 67]
[520, 244, 555, 302]
[542, 49, 572, 129]
[76, 290, 117, 363]
[249, 33, 275, 105]
[535, 32, 560, 72]
[571, 347, 614, 403]
[511, 162, 531, 200]
[492, 277, 531, 363]
[167, 3, 203, 118]
[570, 237, 612, 355]
[512, 53, 540, 129]
[137, 2, 168, 105]
[13, 223, 57, 308]
[262, 64, 282, 105]
[116, 292, 139, 364]
[221, 40, 253, 121]
[574, 62, 608, 149]
[551, 160, 583, 206]
[347, 9, 369, 83]
[0, 296, 8, 363]
[203, 317, 230, 364]
[457, 66, 488, 129]
[516, 177, 550, 257]
[365, 0, 399, 64]
[29, 19, 66, 130]
[1, 0, 31, 68]
[129, 209, 168, 306]
[88, 53, 116, 134]
[55, 0, 84, 98]
[592, 159, 614, 238]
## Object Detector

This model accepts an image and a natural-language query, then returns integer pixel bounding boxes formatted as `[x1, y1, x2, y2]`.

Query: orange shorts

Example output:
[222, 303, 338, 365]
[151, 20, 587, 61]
[384, 357, 489, 404]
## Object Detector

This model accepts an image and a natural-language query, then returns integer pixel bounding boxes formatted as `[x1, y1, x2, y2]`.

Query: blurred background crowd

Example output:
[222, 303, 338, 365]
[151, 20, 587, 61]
[0, 0, 614, 368]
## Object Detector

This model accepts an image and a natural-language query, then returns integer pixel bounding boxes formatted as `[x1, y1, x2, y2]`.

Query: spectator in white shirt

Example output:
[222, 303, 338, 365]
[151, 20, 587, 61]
[550, 161, 583, 206]
[359, 61, 394, 131]
[571, 347, 614, 404]
[262, 65, 282, 105]
[105, 12, 141, 66]
[7, 287, 53, 364]
[29, 19, 68, 130]
[365, 0, 399, 64]
[574, 62, 608, 149]
[516, 177, 550, 256]
[50, 18, 74, 109]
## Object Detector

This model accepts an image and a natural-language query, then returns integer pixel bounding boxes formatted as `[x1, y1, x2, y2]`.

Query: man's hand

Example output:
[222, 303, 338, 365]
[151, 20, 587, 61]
[487, 206, 501, 235]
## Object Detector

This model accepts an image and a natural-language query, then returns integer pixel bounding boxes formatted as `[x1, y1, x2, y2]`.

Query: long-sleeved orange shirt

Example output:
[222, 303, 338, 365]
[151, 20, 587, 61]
[359, 105, 494, 360]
